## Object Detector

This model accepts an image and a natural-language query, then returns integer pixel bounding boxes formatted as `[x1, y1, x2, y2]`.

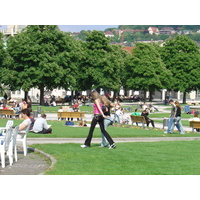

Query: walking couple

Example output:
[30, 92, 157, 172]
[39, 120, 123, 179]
[80, 90, 116, 149]
[164, 99, 185, 134]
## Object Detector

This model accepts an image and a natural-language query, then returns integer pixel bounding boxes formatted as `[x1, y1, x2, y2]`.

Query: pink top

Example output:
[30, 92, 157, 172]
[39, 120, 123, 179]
[93, 102, 102, 114]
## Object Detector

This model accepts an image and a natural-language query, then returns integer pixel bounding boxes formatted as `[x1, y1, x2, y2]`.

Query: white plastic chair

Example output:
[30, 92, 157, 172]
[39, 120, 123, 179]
[0, 127, 13, 168]
[10, 126, 19, 163]
[0, 120, 14, 135]
[16, 124, 30, 156]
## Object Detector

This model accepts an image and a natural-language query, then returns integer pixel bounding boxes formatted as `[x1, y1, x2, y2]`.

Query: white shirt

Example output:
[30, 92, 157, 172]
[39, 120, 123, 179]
[32, 117, 50, 132]
[19, 118, 31, 132]
[189, 117, 200, 122]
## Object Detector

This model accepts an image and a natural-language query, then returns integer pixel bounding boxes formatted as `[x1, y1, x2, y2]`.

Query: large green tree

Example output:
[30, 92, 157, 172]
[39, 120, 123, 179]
[4, 25, 79, 105]
[160, 35, 200, 103]
[78, 30, 128, 96]
[125, 42, 172, 101]
[0, 32, 7, 96]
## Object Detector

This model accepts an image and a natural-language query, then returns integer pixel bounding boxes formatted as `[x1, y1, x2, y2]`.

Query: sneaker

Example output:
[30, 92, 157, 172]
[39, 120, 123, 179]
[164, 131, 168, 134]
[99, 144, 108, 147]
[109, 143, 116, 149]
[164, 131, 172, 134]
[80, 144, 90, 148]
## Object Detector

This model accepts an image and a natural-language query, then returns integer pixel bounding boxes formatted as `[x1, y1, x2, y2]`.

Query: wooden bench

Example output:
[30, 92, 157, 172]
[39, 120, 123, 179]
[130, 115, 147, 128]
[56, 100, 66, 105]
[0, 109, 20, 119]
[190, 106, 200, 111]
[190, 121, 200, 132]
[57, 112, 85, 121]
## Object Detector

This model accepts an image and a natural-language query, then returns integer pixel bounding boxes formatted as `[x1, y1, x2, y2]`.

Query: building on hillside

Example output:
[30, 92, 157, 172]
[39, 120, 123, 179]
[104, 31, 114, 37]
[70, 32, 80, 36]
[159, 27, 176, 35]
[148, 27, 159, 35]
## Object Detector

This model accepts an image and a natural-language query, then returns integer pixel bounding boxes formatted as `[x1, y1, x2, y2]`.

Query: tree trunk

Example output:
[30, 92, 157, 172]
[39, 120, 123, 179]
[112, 90, 119, 101]
[143, 90, 147, 102]
[183, 91, 187, 104]
[96, 88, 101, 94]
[149, 91, 154, 102]
[70, 90, 74, 105]
[39, 85, 44, 105]
[24, 91, 28, 102]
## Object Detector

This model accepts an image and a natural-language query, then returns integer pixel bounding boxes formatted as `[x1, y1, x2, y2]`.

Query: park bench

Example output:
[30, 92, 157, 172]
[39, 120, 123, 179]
[190, 106, 200, 112]
[189, 121, 200, 132]
[0, 109, 20, 119]
[130, 115, 147, 128]
[56, 100, 66, 105]
[57, 112, 85, 121]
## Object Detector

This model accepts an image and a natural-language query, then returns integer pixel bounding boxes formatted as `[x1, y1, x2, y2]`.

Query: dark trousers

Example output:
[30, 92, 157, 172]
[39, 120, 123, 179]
[37, 128, 52, 134]
[146, 119, 155, 127]
[84, 116, 115, 146]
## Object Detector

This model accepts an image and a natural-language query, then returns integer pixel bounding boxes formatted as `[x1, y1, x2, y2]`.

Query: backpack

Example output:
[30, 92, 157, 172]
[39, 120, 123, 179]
[65, 121, 74, 126]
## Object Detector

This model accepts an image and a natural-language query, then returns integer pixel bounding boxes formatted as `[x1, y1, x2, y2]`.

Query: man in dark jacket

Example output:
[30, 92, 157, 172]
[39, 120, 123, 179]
[141, 109, 155, 128]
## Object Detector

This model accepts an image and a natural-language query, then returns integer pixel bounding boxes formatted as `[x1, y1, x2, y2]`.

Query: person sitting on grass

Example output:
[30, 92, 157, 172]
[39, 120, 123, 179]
[31, 113, 52, 134]
[79, 120, 87, 127]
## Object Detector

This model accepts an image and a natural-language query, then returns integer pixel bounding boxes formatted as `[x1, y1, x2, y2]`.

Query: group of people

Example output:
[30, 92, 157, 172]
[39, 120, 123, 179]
[58, 103, 80, 121]
[18, 108, 52, 136]
[0, 98, 32, 115]
[138, 101, 159, 113]
[132, 99, 186, 134]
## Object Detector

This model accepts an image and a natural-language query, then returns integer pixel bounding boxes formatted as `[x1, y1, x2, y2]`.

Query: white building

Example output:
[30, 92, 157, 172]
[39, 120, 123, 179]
[1, 25, 26, 36]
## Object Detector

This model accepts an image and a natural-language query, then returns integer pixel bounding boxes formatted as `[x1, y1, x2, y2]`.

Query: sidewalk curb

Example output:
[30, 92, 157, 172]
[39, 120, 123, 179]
[28, 147, 57, 175]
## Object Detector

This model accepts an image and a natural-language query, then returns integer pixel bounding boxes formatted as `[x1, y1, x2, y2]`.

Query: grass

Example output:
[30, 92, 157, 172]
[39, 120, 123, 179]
[0, 118, 197, 138]
[32, 105, 137, 114]
[31, 141, 200, 175]
[1, 103, 198, 175]
[149, 112, 193, 119]
[154, 119, 191, 127]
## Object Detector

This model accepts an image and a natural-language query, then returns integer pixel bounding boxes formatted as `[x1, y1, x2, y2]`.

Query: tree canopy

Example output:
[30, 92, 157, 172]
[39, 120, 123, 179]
[160, 35, 200, 103]
[4, 25, 80, 104]
[1, 27, 200, 103]
[125, 42, 172, 101]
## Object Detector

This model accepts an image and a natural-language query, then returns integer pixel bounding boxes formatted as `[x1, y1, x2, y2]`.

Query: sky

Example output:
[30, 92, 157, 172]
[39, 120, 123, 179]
[58, 25, 118, 32]
[0, 25, 118, 32]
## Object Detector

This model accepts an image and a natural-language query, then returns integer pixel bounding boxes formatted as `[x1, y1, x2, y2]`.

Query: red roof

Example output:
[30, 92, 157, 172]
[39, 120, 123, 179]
[122, 47, 134, 53]
[105, 31, 114, 35]
[149, 27, 158, 32]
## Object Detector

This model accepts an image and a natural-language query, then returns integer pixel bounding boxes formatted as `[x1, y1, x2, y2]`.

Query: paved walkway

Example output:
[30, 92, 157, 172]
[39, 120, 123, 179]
[0, 104, 197, 175]
[0, 146, 50, 175]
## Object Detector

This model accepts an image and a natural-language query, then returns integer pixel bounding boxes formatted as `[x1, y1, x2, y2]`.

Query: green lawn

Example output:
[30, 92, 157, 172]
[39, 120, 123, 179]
[149, 112, 193, 119]
[31, 105, 137, 114]
[0, 118, 196, 138]
[154, 119, 191, 127]
[1, 109, 198, 175]
[31, 141, 200, 175]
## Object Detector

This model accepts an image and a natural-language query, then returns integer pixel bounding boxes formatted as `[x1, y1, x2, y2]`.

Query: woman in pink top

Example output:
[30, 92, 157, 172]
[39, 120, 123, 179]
[81, 90, 116, 149]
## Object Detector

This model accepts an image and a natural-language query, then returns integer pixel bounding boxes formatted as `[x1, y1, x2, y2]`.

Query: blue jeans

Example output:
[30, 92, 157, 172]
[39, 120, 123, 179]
[101, 117, 113, 146]
[84, 115, 114, 147]
[171, 116, 185, 134]
[166, 117, 175, 133]
[113, 114, 120, 123]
